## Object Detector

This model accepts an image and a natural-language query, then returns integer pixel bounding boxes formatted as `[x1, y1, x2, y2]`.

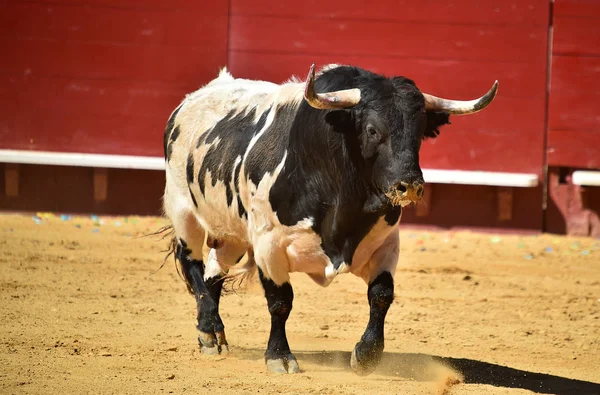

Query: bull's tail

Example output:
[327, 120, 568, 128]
[143, 223, 191, 290]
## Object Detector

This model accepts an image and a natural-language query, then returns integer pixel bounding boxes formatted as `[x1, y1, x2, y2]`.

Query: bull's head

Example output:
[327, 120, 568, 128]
[303, 63, 498, 212]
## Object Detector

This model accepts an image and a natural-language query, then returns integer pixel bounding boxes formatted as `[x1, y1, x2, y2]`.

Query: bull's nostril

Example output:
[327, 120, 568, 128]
[416, 186, 424, 198]
[396, 183, 407, 193]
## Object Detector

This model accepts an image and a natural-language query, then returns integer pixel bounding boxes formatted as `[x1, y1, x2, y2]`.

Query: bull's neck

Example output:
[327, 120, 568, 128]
[286, 108, 370, 209]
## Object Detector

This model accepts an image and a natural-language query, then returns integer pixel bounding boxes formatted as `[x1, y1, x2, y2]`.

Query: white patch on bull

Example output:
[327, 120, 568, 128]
[324, 261, 351, 284]
[217, 67, 234, 82]
[241, 108, 277, 170]
[204, 248, 223, 280]
[204, 242, 250, 281]
[324, 262, 337, 282]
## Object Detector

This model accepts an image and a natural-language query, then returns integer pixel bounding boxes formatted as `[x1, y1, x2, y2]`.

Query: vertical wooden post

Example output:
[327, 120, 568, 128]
[93, 168, 108, 202]
[5, 164, 19, 197]
[497, 186, 513, 221]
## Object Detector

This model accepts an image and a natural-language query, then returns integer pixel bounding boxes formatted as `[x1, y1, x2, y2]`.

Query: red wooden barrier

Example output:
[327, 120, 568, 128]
[547, 1, 600, 168]
[546, 0, 600, 236]
[0, 1, 229, 156]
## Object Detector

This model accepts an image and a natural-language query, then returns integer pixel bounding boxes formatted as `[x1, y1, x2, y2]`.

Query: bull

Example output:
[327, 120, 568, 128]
[162, 64, 497, 374]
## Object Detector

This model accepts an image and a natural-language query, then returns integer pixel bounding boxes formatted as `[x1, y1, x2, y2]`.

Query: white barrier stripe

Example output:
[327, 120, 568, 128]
[0, 149, 539, 187]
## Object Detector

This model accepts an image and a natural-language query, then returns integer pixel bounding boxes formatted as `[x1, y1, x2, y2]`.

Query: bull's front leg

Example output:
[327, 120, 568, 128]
[350, 228, 399, 376]
[350, 271, 394, 375]
[258, 268, 300, 374]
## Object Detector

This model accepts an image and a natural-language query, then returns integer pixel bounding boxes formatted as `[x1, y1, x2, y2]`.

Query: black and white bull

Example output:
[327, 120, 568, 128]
[162, 64, 497, 375]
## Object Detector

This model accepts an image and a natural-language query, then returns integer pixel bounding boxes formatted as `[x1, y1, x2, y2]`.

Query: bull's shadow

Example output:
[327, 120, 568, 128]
[235, 348, 600, 395]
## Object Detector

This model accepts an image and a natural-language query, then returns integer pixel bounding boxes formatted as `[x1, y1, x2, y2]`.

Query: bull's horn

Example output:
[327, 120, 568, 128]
[423, 81, 499, 115]
[304, 63, 361, 109]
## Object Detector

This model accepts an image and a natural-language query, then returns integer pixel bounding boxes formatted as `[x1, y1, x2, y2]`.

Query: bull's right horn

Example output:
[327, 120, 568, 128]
[423, 81, 499, 115]
[304, 63, 361, 109]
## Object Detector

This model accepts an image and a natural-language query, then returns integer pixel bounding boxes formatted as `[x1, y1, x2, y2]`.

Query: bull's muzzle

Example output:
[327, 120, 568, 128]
[398, 181, 424, 200]
[385, 182, 424, 207]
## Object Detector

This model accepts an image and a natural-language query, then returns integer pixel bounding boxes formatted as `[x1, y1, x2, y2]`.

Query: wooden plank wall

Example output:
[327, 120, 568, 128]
[229, 0, 550, 175]
[547, 0, 600, 169]
[0, 0, 229, 157]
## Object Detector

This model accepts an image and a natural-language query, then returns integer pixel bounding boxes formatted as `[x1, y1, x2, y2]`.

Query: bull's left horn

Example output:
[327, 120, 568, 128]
[304, 63, 361, 109]
[423, 80, 499, 115]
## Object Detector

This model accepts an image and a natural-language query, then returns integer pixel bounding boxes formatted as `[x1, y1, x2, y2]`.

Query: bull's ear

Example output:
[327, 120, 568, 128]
[325, 110, 353, 133]
[424, 111, 450, 139]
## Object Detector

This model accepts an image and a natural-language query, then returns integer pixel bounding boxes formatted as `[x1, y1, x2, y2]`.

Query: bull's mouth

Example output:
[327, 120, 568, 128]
[384, 184, 423, 207]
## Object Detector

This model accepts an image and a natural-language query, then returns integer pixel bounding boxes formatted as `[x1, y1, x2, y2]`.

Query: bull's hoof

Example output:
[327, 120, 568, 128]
[266, 354, 300, 374]
[350, 341, 383, 376]
[198, 330, 229, 355]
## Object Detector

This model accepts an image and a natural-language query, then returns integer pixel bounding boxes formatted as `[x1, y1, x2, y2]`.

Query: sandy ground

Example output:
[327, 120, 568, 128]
[1, 213, 599, 395]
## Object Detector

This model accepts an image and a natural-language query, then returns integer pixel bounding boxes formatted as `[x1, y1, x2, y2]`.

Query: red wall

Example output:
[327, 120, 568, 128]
[0, 0, 229, 157]
[545, 0, 600, 236]
[547, 0, 600, 169]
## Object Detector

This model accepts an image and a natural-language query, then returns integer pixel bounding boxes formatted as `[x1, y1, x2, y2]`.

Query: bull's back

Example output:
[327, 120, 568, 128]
[164, 71, 303, 242]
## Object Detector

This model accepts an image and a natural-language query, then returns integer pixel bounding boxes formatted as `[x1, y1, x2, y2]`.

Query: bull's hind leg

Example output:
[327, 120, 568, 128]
[168, 208, 228, 355]
[200, 241, 248, 352]
[258, 268, 299, 374]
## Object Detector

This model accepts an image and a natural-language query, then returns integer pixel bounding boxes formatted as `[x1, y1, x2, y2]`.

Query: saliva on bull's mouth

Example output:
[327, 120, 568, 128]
[363, 183, 423, 213]
[384, 182, 424, 208]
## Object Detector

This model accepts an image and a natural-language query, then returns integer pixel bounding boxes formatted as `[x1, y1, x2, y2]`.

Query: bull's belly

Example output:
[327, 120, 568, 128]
[193, 192, 250, 244]
[249, 214, 397, 287]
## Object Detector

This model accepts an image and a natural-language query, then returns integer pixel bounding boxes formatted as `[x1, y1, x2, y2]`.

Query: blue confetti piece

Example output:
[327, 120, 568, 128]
[92, 228, 100, 233]
[544, 247, 553, 253]
[32, 216, 42, 224]
[61, 214, 72, 221]
[581, 250, 590, 256]
[524, 254, 534, 260]
[90, 214, 99, 222]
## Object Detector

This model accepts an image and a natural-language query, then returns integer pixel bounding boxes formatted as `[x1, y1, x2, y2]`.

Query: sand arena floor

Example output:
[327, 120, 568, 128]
[1, 213, 599, 394]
